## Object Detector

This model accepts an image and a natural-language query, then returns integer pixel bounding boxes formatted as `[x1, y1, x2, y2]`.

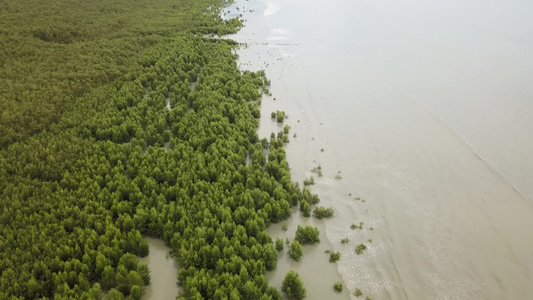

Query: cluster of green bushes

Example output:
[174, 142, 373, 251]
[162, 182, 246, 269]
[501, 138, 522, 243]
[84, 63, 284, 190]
[294, 225, 320, 245]
[329, 251, 341, 263]
[271, 110, 287, 123]
[299, 187, 320, 217]
[0, 0, 315, 299]
[288, 241, 303, 261]
[333, 282, 343, 292]
[313, 206, 334, 219]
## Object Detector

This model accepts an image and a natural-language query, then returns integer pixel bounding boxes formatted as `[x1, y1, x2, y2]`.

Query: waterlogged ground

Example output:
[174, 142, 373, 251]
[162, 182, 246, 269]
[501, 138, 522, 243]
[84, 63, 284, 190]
[224, 0, 533, 299]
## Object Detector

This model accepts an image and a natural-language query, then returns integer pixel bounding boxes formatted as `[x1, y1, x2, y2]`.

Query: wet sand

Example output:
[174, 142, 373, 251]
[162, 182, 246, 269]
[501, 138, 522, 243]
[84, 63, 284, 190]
[224, 0, 533, 298]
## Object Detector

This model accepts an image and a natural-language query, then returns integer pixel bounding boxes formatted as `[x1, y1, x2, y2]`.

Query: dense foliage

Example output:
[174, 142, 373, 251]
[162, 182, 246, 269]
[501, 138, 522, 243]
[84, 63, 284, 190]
[281, 271, 306, 300]
[0, 0, 317, 298]
[0, 0, 243, 148]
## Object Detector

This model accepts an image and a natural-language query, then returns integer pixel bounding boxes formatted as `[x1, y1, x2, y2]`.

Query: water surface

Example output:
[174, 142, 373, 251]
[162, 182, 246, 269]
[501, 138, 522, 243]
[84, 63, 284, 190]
[140, 238, 180, 299]
[224, 0, 533, 298]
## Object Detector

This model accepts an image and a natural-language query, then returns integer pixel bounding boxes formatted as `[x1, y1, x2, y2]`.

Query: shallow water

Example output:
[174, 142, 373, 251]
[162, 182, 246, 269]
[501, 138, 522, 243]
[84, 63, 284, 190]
[140, 238, 180, 299]
[224, 0, 533, 298]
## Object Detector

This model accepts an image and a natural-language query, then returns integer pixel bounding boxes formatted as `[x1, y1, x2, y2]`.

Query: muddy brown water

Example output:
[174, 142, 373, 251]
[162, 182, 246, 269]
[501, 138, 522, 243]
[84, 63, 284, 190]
[140, 238, 180, 299]
[222, 0, 533, 299]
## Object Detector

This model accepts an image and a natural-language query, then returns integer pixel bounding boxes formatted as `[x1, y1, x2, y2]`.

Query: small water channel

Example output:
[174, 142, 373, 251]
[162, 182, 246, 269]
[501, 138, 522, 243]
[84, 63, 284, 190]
[139, 238, 180, 300]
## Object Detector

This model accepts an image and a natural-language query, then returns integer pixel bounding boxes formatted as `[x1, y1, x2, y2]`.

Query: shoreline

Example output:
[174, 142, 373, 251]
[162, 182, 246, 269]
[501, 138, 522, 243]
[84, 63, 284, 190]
[223, 1, 355, 298]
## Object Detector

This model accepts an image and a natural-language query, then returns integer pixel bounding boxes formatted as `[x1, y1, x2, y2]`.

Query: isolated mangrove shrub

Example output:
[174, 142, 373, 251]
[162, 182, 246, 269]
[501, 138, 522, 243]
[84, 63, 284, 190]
[275, 238, 284, 252]
[313, 206, 334, 219]
[333, 282, 343, 292]
[329, 251, 341, 263]
[289, 240, 303, 261]
[295, 225, 320, 245]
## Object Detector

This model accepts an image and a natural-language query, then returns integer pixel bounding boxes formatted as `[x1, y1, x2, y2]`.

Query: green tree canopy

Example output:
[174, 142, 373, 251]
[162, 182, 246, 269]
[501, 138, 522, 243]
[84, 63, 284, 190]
[281, 271, 306, 300]
[295, 225, 320, 245]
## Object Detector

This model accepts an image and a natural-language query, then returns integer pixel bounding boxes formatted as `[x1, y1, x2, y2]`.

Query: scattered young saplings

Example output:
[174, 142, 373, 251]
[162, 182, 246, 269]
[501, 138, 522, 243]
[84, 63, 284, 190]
[312, 165, 323, 177]
[303, 176, 315, 186]
[351, 222, 364, 230]
[353, 288, 373, 299]
[355, 243, 367, 255]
